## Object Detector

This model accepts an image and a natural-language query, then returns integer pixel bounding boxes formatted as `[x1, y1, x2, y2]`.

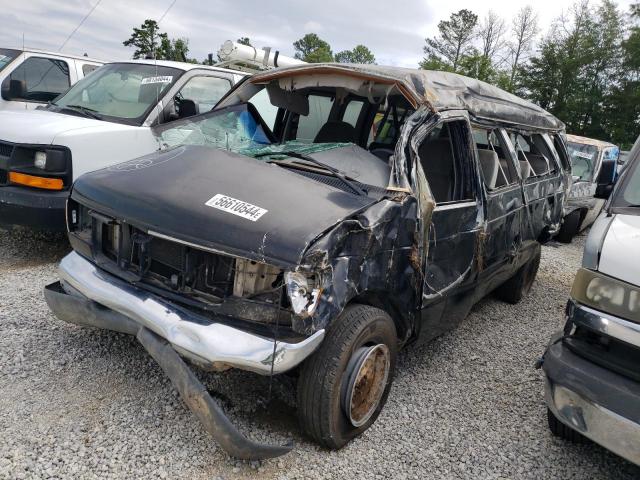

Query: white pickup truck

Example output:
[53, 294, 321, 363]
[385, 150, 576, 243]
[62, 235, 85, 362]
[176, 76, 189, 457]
[0, 48, 103, 111]
[0, 59, 245, 230]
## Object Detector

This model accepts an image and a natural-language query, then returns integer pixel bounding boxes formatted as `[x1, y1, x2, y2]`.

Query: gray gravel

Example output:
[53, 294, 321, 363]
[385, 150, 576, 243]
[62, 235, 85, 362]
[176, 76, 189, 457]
[1, 226, 639, 480]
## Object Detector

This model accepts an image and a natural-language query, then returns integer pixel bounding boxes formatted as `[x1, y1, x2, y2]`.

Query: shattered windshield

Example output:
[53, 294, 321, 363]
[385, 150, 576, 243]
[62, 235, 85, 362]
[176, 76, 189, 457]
[567, 141, 599, 181]
[156, 103, 351, 158]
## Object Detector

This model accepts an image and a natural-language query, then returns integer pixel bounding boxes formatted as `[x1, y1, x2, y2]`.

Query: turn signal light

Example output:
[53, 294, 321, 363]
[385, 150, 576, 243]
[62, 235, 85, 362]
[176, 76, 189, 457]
[8, 172, 64, 191]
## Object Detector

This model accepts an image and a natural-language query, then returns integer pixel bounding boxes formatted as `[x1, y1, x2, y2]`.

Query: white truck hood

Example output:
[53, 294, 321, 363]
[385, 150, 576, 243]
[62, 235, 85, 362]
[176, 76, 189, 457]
[0, 109, 120, 144]
[599, 214, 640, 287]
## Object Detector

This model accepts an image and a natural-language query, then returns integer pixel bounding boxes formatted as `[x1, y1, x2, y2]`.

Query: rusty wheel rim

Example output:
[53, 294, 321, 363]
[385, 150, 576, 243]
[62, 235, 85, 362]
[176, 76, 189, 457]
[345, 344, 390, 427]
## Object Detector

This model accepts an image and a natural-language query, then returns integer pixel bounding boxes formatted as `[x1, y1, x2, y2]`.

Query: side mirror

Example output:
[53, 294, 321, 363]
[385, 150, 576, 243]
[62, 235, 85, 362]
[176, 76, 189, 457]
[0, 77, 27, 100]
[594, 159, 617, 199]
[176, 98, 199, 119]
[1, 78, 27, 100]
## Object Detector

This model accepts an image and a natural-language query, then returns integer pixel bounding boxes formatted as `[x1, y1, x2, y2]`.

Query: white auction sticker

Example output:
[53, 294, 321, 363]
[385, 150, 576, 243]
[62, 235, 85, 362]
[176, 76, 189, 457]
[141, 75, 173, 85]
[205, 194, 268, 222]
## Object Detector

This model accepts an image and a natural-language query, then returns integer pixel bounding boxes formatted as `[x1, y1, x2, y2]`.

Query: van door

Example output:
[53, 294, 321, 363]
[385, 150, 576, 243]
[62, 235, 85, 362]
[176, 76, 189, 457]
[508, 130, 564, 242]
[151, 70, 236, 125]
[417, 116, 483, 339]
[0, 55, 71, 111]
[474, 127, 526, 281]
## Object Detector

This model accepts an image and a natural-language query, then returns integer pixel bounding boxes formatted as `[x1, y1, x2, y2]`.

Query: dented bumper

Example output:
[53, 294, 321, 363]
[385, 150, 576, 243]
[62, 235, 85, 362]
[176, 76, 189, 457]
[47, 251, 325, 375]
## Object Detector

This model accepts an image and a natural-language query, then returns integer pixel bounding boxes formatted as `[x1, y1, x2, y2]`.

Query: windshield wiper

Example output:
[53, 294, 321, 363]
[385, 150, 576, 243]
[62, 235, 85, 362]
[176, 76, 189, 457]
[60, 104, 102, 120]
[255, 151, 368, 196]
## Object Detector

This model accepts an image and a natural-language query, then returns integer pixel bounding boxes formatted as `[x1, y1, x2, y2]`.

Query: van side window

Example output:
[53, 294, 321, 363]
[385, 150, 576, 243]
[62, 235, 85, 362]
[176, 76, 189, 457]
[8, 57, 70, 102]
[296, 94, 334, 142]
[473, 128, 518, 189]
[249, 88, 279, 131]
[551, 134, 571, 171]
[509, 132, 557, 179]
[342, 100, 365, 128]
[82, 64, 99, 76]
[419, 121, 475, 204]
[370, 102, 413, 147]
[177, 76, 232, 113]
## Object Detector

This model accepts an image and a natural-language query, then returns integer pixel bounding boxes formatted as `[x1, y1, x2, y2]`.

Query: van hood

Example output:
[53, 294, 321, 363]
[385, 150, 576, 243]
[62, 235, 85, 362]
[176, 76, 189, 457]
[71, 145, 380, 267]
[0, 109, 110, 144]
[599, 213, 640, 287]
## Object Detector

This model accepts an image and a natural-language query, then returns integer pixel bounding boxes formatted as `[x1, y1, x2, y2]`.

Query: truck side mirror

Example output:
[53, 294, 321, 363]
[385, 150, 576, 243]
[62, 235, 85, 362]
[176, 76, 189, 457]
[594, 159, 617, 199]
[1, 78, 27, 100]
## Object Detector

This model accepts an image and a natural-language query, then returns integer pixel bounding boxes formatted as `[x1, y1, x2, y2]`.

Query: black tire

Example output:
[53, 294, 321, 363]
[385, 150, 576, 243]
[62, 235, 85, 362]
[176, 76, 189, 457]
[297, 304, 397, 449]
[547, 408, 589, 443]
[556, 210, 581, 243]
[495, 244, 541, 304]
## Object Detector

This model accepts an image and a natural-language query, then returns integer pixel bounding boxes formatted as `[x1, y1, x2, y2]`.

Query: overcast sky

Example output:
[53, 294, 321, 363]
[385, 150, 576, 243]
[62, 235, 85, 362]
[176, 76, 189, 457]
[1, 0, 636, 67]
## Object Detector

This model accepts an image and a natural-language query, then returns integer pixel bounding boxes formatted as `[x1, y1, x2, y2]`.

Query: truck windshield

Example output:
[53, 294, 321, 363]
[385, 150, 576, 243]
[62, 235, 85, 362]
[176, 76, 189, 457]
[0, 48, 19, 73]
[567, 141, 599, 181]
[51, 63, 182, 125]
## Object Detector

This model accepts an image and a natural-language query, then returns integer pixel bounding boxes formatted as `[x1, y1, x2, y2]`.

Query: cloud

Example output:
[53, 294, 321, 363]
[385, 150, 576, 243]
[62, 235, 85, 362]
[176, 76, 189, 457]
[0, 0, 635, 68]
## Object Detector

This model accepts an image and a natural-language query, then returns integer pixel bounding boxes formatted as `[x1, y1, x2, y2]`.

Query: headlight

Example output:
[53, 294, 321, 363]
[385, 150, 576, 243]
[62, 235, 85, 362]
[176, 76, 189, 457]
[571, 268, 640, 322]
[7, 146, 72, 190]
[285, 271, 322, 317]
[34, 151, 47, 169]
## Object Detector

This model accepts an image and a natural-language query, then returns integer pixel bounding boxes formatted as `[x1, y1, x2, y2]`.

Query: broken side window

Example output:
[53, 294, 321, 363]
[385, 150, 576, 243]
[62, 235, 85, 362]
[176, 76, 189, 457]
[419, 121, 475, 204]
[369, 102, 412, 147]
[509, 131, 556, 179]
[473, 128, 519, 190]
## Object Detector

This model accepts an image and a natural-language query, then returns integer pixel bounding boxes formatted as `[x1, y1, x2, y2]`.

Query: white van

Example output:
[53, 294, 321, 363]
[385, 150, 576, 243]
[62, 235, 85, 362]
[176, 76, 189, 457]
[0, 48, 103, 111]
[542, 135, 640, 465]
[0, 59, 245, 230]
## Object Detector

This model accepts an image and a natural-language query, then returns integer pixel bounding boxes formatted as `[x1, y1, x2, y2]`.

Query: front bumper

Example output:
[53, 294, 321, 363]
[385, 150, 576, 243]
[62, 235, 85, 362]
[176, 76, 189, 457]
[46, 251, 325, 375]
[543, 316, 640, 465]
[0, 185, 67, 231]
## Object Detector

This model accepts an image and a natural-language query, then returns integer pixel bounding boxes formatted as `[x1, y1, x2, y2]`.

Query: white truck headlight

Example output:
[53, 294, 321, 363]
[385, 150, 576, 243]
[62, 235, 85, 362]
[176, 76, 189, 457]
[285, 271, 322, 317]
[571, 268, 640, 322]
[34, 151, 47, 169]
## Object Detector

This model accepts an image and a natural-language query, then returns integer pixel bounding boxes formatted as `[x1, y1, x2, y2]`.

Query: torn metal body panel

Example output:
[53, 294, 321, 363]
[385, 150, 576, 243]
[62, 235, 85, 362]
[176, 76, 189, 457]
[46, 64, 570, 458]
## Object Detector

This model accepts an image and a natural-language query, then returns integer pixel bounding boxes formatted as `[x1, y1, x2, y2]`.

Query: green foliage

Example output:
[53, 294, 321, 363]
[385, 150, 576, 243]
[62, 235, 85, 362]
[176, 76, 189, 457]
[521, 1, 629, 143]
[293, 33, 333, 63]
[422, 9, 478, 71]
[335, 45, 376, 64]
[123, 19, 165, 59]
[123, 19, 196, 62]
[237, 37, 252, 46]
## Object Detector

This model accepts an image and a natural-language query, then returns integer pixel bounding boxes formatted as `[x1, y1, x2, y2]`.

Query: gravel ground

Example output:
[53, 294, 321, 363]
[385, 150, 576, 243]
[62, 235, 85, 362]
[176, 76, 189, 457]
[1, 227, 639, 480]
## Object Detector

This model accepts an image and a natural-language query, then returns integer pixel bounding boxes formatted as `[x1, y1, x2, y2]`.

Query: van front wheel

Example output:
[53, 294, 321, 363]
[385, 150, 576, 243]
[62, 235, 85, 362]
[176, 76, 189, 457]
[297, 304, 397, 449]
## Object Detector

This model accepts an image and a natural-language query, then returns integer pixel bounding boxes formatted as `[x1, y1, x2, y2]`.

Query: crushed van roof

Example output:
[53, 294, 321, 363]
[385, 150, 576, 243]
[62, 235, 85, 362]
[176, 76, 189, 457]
[250, 63, 565, 132]
[566, 134, 618, 149]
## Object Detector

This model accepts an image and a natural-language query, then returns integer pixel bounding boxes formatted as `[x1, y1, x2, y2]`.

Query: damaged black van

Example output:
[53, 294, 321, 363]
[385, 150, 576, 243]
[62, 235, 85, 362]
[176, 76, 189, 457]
[44, 64, 571, 459]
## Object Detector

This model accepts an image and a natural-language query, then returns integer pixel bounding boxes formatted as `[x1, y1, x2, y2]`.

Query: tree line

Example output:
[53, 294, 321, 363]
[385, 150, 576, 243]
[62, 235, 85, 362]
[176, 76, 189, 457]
[123, 1, 640, 147]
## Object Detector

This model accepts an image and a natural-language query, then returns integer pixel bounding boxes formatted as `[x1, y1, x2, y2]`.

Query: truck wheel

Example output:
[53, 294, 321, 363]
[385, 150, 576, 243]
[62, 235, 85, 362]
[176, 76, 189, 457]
[556, 211, 581, 243]
[547, 408, 589, 443]
[495, 244, 541, 304]
[297, 304, 397, 449]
